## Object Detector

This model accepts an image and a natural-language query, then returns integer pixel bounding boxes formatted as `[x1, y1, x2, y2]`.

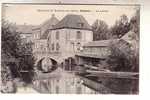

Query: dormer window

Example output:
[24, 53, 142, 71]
[77, 22, 84, 27]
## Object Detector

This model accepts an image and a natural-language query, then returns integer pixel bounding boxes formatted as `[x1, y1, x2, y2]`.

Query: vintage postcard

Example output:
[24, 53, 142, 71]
[1, 3, 140, 94]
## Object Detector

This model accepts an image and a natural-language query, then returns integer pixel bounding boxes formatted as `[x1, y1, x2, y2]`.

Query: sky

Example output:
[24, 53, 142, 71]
[2, 4, 139, 27]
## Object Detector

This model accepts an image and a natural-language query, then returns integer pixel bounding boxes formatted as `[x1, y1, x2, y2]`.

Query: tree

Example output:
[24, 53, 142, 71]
[130, 9, 140, 38]
[110, 14, 130, 38]
[105, 39, 139, 94]
[18, 42, 35, 83]
[106, 39, 138, 72]
[92, 19, 110, 40]
[129, 9, 140, 72]
[1, 21, 35, 85]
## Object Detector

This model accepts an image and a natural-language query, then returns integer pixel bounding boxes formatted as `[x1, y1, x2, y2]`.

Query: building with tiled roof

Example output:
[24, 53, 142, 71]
[47, 14, 93, 59]
[75, 30, 139, 69]
[52, 14, 92, 30]
[75, 39, 118, 61]
[32, 14, 93, 71]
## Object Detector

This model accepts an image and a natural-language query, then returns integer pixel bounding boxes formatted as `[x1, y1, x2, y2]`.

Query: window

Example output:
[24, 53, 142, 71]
[52, 43, 54, 51]
[77, 42, 81, 51]
[40, 45, 44, 50]
[36, 34, 38, 39]
[48, 34, 51, 41]
[76, 31, 82, 39]
[56, 43, 60, 51]
[78, 23, 84, 27]
[56, 31, 59, 40]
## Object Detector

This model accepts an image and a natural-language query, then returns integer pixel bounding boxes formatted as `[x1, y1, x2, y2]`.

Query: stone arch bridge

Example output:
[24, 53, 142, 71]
[34, 52, 76, 71]
[35, 52, 63, 65]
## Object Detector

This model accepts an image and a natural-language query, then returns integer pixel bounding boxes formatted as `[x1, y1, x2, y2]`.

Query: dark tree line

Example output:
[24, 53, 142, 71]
[1, 21, 35, 87]
[92, 19, 109, 40]
[92, 12, 139, 40]
[92, 10, 139, 94]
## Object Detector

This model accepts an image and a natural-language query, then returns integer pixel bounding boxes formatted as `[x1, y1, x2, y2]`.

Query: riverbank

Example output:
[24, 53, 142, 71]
[16, 86, 38, 93]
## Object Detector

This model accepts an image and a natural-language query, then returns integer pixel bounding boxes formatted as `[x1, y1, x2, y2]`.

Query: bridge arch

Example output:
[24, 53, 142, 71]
[36, 57, 58, 72]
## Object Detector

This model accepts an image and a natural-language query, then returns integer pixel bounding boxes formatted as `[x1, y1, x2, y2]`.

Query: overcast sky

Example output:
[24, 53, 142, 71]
[2, 4, 139, 27]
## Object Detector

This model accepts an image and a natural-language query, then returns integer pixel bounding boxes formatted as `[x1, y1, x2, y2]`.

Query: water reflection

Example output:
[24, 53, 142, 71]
[32, 68, 98, 94]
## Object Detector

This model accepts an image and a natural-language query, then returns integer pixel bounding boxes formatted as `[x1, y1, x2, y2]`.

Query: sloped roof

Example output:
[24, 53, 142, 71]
[121, 31, 138, 43]
[41, 15, 59, 30]
[40, 15, 59, 39]
[32, 26, 40, 30]
[76, 52, 108, 59]
[16, 24, 34, 34]
[84, 39, 119, 47]
[121, 31, 139, 54]
[52, 14, 92, 30]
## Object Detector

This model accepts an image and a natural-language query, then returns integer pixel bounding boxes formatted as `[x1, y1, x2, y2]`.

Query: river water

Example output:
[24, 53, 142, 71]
[32, 68, 99, 94]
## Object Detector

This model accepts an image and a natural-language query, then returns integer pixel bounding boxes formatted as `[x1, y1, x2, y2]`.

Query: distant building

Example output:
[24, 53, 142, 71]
[75, 39, 117, 68]
[75, 30, 139, 70]
[16, 24, 33, 43]
[44, 14, 93, 70]
[32, 14, 59, 60]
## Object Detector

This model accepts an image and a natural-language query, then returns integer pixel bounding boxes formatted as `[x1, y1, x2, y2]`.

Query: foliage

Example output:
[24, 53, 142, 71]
[130, 9, 140, 38]
[106, 10, 140, 72]
[92, 14, 131, 40]
[2, 22, 21, 58]
[106, 39, 138, 72]
[1, 21, 35, 84]
[92, 19, 110, 40]
[105, 39, 139, 94]
[18, 42, 35, 83]
[110, 14, 130, 38]
[104, 78, 138, 94]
